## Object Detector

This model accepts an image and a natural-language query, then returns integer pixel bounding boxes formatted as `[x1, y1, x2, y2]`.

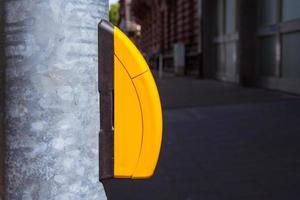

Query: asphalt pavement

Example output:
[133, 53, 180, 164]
[107, 74, 300, 200]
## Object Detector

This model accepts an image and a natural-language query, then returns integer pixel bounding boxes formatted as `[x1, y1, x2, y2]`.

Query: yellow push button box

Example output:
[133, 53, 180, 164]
[98, 20, 163, 180]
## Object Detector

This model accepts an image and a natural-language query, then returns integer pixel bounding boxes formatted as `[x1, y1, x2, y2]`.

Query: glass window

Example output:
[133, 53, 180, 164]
[258, 36, 277, 76]
[225, 0, 236, 34]
[282, 32, 300, 78]
[257, 0, 277, 27]
[217, 0, 224, 35]
[225, 42, 237, 74]
[282, 0, 300, 21]
[217, 44, 226, 74]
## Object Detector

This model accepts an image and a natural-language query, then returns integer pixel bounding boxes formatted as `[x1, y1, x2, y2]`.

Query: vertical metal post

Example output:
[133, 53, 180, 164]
[159, 54, 164, 79]
[98, 20, 114, 181]
[2, 0, 108, 199]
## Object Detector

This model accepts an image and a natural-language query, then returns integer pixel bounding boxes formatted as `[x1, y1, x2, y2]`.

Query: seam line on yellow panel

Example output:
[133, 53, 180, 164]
[131, 70, 149, 79]
[114, 55, 144, 177]
[114, 54, 148, 79]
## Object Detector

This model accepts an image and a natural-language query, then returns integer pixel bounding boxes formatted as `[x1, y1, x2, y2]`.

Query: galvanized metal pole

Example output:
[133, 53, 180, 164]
[2, 0, 108, 199]
[0, 1, 5, 198]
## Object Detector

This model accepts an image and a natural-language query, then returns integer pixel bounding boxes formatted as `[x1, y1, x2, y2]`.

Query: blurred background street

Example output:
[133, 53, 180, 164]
[107, 0, 300, 199]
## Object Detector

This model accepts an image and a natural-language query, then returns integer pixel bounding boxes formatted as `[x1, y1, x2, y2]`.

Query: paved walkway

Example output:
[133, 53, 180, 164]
[108, 75, 300, 200]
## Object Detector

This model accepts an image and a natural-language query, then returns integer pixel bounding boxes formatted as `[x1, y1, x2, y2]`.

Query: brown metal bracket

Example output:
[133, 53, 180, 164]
[98, 19, 114, 181]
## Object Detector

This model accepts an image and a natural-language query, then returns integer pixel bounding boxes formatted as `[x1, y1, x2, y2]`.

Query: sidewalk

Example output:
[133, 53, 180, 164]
[155, 73, 297, 109]
[108, 74, 300, 200]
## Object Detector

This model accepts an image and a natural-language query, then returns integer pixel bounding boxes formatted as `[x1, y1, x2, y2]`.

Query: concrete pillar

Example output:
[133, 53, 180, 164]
[2, 0, 108, 199]
[238, 0, 257, 86]
[202, 0, 217, 78]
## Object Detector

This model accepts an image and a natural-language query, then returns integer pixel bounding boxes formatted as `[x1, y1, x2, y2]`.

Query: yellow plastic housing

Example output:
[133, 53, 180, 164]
[131, 72, 163, 178]
[114, 26, 163, 178]
[114, 27, 148, 78]
[114, 56, 143, 178]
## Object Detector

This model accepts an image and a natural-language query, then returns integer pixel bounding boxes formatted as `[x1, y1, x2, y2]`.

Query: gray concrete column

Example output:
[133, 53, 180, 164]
[238, 0, 257, 86]
[202, 0, 217, 79]
[2, 0, 108, 199]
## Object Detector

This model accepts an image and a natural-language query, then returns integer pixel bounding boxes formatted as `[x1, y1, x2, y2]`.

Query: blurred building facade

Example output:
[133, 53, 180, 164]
[130, 0, 202, 75]
[203, 0, 300, 94]
[119, 0, 300, 94]
[119, 0, 141, 41]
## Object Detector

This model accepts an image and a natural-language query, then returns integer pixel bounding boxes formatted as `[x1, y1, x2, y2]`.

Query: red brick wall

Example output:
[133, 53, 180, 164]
[132, 0, 201, 73]
[133, 0, 200, 53]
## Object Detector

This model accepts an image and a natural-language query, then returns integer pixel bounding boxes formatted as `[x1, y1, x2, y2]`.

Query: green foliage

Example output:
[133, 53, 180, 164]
[109, 3, 120, 26]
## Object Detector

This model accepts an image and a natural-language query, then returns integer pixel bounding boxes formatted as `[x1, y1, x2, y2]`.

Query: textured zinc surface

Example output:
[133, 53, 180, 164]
[3, 0, 107, 199]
